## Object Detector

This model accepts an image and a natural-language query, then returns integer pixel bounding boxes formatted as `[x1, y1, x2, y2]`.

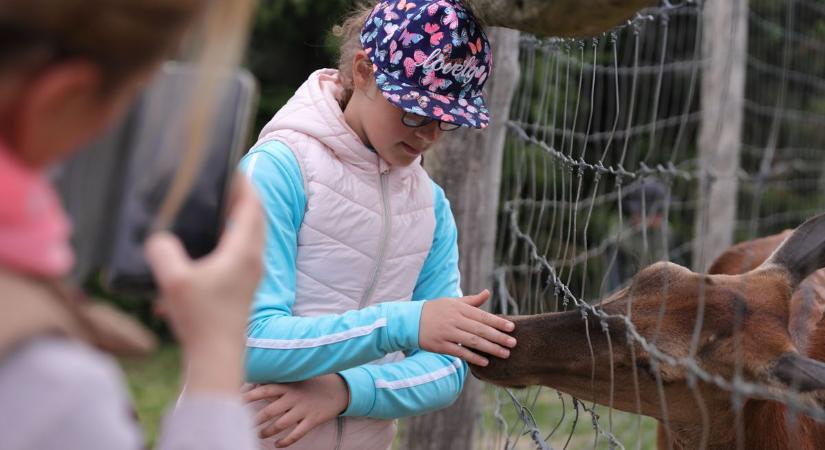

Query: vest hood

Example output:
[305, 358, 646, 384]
[257, 69, 421, 175]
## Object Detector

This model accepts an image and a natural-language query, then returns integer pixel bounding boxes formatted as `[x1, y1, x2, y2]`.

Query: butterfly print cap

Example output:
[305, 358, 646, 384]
[360, 0, 492, 129]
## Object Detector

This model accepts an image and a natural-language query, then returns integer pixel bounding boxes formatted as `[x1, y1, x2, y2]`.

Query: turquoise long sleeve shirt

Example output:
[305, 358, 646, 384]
[240, 141, 466, 419]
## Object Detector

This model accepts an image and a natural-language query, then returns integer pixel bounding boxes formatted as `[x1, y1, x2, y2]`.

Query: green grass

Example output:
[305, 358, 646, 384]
[478, 385, 658, 449]
[120, 345, 182, 447]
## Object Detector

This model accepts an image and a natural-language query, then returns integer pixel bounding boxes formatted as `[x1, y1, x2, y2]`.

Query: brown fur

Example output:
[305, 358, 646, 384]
[473, 229, 825, 450]
[707, 230, 792, 276]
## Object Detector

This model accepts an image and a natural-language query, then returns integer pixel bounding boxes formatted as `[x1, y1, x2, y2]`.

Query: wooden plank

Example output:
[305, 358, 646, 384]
[693, 0, 748, 272]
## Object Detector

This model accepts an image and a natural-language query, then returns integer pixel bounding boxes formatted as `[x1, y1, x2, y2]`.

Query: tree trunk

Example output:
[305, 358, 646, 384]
[693, 0, 747, 272]
[468, 0, 658, 38]
[399, 27, 520, 450]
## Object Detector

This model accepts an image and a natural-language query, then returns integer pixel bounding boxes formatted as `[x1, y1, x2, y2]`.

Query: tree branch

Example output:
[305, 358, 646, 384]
[468, 0, 659, 37]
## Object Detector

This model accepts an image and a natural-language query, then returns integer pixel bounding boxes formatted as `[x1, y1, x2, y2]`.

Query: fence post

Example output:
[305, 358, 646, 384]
[399, 27, 520, 450]
[693, 0, 748, 272]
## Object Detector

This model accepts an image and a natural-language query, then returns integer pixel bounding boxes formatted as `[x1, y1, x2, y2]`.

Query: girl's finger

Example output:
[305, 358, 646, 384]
[458, 317, 517, 349]
[456, 289, 490, 308]
[462, 305, 516, 334]
[243, 384, 287, 403]
[261, 407, 302, 440]
[452, 329, 510, 359]
[446, 342, 489, 367]
[277, 418, 315, 448]
[255, 396, 292, 427]
[144, 231, 191, 288]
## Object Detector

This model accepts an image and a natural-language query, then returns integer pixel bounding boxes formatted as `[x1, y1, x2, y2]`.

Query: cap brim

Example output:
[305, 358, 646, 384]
[374, 69, 489, 130]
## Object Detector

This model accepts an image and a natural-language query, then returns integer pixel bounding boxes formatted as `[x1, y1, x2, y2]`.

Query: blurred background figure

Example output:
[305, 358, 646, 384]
[606, 178, 672, 292]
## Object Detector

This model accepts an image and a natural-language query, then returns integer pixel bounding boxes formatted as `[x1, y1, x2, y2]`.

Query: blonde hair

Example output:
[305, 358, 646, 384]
[332, 2, 375, 108]
[0, 0, 256, 230]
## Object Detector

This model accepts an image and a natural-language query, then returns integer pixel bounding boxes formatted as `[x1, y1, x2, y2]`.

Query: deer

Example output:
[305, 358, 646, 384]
[472, 212, 825, 450]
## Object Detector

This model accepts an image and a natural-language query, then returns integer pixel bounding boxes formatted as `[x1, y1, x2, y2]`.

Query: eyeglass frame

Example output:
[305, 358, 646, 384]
[401, 111, 462, 132]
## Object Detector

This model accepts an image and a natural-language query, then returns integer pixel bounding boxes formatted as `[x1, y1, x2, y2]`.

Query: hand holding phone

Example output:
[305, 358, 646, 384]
[144, 176, 264, 394]
[102, 64, 256, 297]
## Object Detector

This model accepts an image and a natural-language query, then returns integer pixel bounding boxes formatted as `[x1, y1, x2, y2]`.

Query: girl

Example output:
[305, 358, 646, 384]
[241, 1, 509, 449]
[0, 1, 263, 449]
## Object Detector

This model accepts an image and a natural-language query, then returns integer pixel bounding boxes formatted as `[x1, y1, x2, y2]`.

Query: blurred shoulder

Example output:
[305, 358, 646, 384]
[0, 336, 138, 448]
[0, 335, 124, 391]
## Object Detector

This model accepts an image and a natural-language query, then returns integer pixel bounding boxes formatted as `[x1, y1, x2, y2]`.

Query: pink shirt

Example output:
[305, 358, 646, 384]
[0, 144, 74, 277]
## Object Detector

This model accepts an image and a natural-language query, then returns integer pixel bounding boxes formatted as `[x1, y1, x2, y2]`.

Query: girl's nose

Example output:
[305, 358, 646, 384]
[416, 121, 442, 143]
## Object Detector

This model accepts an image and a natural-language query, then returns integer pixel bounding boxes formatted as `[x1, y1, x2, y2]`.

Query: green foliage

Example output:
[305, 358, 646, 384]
[246, 0, 356, 133]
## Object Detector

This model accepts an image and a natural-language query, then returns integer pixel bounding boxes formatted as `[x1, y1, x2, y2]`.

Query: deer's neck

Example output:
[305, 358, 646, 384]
[663, 412, 737, 450]
[803, 316, 825, 362]
[664, 400, 823, 450]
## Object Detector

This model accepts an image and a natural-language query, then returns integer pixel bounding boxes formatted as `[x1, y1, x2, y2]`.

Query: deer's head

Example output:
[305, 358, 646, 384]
[472, 213, 825, 422]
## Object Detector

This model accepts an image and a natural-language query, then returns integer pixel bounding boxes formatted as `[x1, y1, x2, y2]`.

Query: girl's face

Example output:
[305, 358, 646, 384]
[345, 51, 444, 167]
[361, 87, 443, 167]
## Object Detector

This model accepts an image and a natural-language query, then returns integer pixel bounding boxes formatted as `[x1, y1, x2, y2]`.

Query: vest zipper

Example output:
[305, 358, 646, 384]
[358, 170, 391, 309]
[334, 416, 344, 450]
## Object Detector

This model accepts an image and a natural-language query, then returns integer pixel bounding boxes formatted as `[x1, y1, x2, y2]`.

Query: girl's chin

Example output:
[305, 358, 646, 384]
[391, 156, 418, 167]
[374, 147, 419, 167]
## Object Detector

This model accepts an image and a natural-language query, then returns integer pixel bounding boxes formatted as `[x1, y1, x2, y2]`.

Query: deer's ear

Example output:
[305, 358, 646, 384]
[764, 212, 825, 287]
[771, 353, 825, 392]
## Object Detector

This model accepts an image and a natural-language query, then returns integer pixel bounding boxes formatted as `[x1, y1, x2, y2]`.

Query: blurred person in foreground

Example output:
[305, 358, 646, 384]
[0, 1, 263, 449]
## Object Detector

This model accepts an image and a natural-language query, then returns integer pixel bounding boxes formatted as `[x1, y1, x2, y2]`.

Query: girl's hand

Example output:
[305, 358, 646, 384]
[243, 374, 350, 447]
[419, 290, 516, 366]
[145, 176, 265, 394]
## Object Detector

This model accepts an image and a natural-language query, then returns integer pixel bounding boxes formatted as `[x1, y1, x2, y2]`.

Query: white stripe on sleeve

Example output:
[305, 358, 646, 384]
[244, 153, 261, 177]
[246, 318, 387, 349]
[374, 357, 463, 390]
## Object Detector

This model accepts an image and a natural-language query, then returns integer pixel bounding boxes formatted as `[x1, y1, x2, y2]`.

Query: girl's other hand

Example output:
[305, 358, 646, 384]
[144, 176, 265, 394]
[243, 374, 350, 447]
[419, 290, 516, 366]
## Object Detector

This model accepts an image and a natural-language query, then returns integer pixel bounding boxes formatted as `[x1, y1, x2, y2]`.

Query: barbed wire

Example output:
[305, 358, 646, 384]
[482, 0, 825, 448]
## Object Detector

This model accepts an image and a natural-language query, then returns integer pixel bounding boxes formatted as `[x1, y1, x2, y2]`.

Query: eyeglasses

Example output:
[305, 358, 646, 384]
[401, 111, 461, 131]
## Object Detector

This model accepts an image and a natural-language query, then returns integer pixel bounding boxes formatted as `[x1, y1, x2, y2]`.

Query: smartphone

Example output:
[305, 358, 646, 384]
[55, 62, 257, 297]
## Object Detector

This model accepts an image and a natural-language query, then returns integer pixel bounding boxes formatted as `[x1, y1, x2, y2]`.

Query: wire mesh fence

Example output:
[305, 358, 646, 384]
[478, 0, 825, 448]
